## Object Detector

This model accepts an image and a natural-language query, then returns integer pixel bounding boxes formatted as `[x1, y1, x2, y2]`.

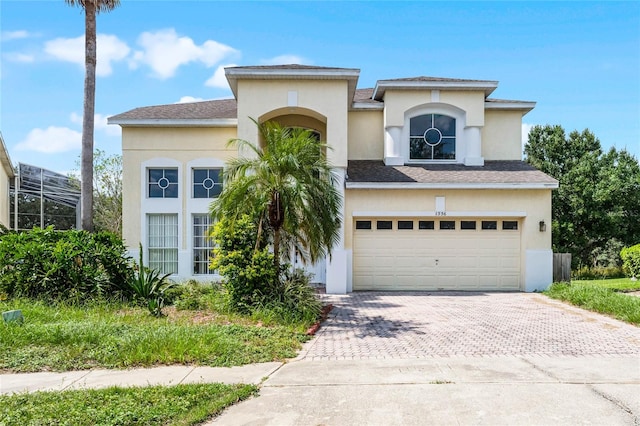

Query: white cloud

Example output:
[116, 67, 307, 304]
[1, 30, 31, 41]
[131, 29, 238, 79]
[16, 126, 82, 153]
[177, 96, 205, 104]
[260, 54, 310, 65]
[5, 52, 35, 63]
[44, 34, 130, 77]
[205, 63, 236, 89]
[70, 112, 121, 136]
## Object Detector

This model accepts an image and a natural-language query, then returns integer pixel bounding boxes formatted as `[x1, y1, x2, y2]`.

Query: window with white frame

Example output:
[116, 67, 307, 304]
[193, 168, 223, 199]
[193, 214, 215, 275]
[409, 114, 456, 160]
[148, 168, 178, 198]
[148, 214, 178, 274]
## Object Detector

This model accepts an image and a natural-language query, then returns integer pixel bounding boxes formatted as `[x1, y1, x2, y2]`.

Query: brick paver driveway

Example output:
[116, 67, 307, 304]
[302, 292, 640, 359]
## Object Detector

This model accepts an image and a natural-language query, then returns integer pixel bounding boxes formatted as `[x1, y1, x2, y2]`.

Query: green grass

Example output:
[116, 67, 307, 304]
[0, 298, 310, 373]
[545, 278, 640, 325]
[0, 383, 257, 426]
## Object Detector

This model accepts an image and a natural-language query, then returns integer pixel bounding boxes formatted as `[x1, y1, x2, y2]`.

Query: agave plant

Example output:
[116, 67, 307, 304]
[128, 243, 175, 317]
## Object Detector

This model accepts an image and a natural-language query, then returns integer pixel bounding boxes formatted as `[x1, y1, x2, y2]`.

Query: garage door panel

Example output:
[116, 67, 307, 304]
[354, 218, 521, 291]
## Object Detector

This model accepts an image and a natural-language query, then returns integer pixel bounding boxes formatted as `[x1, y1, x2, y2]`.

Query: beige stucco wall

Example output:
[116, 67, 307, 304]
[0, 165, 10, 227]
[347, 110, 384, 160]
[235, 80, 349, 167]
[122, 126, 237, 248]
[382, 90, 486, 127]
[344, 188, 552, 250]
[483, 110, 525, 160]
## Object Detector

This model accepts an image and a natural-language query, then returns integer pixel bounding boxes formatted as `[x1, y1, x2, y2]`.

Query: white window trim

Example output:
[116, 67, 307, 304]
[401, 103, 467, 165]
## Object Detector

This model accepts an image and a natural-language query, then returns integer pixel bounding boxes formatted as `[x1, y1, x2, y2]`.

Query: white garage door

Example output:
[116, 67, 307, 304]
[353, 218, 521, 291]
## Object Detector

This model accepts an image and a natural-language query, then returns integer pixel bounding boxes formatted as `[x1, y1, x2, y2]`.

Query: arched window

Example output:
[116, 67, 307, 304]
[409, 114, 456, 160]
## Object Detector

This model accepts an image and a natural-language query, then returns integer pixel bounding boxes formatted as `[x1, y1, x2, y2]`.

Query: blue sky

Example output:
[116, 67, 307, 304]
[1, 1, 639, 174]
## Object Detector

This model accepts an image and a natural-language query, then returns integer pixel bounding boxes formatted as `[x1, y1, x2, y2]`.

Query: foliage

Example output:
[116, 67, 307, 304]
[621, 243, 640, 278]
[0, 298, 307, 372]
[545, 281, 640, 325]
[85, 149, 122, 235]
[0, 383, 257, 426]
[572, 266, 624, 281]
[127, 243, 175, 317]
[571, 278, 640, 291]
[211, 119, 342, 273]
[210, 216, 279, 312]
[525, 125, 640, 267]
[254, 268, 322, 325]
[171, 280, 226, 311]
[0, 227, 133, 302]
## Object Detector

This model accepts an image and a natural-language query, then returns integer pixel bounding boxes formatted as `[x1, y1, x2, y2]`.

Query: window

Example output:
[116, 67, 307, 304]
[482, 220, 497, 230]
[377, 220, 393, 230]
[193, 214, 215, 275]
[148, 214, 178, 274]
[461, 221, 476, 230]
[193, 168, 223, 198]
[439, 220, 456, 230]
[356, 220, 372, 230]
[419, 220, 435, 230]
[503, 221, 518, 230]
[409, 114, 456, 160]
[398, 220, 414, 230]
[149, 168, 178, 198]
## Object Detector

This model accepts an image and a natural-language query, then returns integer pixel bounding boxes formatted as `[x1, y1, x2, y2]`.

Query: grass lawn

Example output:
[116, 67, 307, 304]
[545, 278, 640, 325]
[0, 383, 257, 426]
[0, 298, 310, 373]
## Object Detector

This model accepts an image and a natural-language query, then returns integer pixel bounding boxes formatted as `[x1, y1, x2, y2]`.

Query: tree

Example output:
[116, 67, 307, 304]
[92, 150, 122, 235]
[211, 120, 342, 277]
[525, 125, 640, 267]
[65, 0, 120, 232]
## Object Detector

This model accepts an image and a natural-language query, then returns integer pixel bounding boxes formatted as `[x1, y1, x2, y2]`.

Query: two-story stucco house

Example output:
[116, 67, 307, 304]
[109, 64, 558, 294]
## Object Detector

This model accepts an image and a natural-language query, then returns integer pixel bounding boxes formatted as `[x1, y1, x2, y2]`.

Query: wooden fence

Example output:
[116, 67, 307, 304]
[553, 253, 572, 282]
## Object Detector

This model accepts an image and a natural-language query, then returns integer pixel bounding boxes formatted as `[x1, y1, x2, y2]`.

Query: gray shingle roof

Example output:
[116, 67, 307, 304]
[377, 76, 498, 84]
[109, 99, 237, 121]
[227, 64, 359, 72]
[347, 160, 558, 186]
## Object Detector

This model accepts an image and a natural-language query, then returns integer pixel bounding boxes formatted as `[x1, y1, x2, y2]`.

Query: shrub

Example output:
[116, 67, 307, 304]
[0, 227, 134, 302]
[211, 216, 278, 312]
[621, 244, 640, 278]
[126, 244, 175, 316]
[572, 266, 625, 280]
[254, 268, 322, 324]
[171, 280, 224, 311]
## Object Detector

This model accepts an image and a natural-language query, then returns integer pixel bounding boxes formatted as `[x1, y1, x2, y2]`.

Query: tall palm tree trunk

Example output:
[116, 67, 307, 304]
[80, 1, 96, 232]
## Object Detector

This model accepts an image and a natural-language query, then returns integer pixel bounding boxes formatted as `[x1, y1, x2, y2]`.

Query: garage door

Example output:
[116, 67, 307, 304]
[353, 218, 521, 291]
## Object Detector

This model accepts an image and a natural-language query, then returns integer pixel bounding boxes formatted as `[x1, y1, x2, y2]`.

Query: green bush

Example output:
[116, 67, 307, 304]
[171, 280, 224, 311]
[621, 244, 640, 278]
[0, 227, 134, 302]
[255, 268, 322, 324]
[211, 216, 279, 312]
[572, 266, 625, 280]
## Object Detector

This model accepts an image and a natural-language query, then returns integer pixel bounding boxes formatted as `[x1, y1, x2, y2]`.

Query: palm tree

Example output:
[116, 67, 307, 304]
[211, 119, 342, 274]
[65, 0, 120, 231]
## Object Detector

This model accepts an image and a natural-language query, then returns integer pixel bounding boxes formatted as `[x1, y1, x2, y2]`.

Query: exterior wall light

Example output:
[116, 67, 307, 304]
[539, 220, 546, 232]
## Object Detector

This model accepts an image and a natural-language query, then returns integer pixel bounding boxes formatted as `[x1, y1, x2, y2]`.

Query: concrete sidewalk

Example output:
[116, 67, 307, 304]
[209, 356, 640, 425]
[0, 362, 282, 394]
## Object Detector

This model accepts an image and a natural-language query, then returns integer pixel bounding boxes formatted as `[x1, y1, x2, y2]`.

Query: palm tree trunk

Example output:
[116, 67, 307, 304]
[273, 227, 280, 276]
[80, 1, 96, 232]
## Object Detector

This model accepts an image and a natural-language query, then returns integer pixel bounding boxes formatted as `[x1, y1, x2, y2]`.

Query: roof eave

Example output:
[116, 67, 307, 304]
[107, 118, 238, 127]
[485, 101, 536, 114]
[346, 182, 559, 190]
[373, 80, 499, 100]
[0, 132, 16, 178]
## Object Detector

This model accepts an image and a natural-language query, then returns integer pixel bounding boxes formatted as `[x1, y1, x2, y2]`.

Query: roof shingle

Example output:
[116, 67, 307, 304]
[346, 160, 558, 186]
[109, 99, 237, 121]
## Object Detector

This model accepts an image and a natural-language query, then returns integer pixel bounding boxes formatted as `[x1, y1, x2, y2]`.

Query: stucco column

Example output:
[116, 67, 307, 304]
[326, 167, 349, 294]
[464, 126, 484, 166]
[384, 126, 404, 166]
